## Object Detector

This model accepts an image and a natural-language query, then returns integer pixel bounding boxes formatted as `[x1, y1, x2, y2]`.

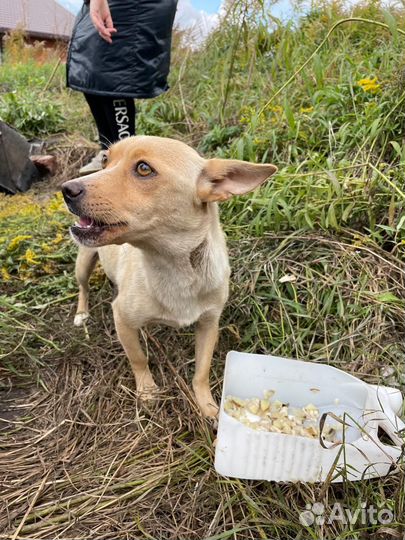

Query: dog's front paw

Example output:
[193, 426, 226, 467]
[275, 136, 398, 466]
[74, 311, 89, 327]
[136, 371, 160, 402]
[193, 386, 219, 418]
[200, 401, 219, 419]
[138, 383, 160, 402]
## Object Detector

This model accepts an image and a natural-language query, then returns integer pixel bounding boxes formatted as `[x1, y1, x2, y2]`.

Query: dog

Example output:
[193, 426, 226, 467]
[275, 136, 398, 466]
[62, 136, 277, 417]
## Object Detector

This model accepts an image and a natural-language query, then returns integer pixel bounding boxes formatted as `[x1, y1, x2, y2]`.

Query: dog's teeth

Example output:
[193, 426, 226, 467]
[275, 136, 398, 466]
[79, 216, 94, 228]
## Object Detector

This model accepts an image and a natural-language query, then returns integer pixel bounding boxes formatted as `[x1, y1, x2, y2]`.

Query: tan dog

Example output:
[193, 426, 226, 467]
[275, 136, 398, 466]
[62, 136, 277, 417]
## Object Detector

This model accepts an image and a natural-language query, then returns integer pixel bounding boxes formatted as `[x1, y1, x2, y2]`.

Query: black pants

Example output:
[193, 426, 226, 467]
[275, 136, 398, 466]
[84, 94, 136, 150]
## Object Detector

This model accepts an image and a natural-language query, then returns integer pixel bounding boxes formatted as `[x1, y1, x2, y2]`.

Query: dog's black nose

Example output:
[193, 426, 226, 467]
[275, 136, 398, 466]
[62, 180, 85, 201]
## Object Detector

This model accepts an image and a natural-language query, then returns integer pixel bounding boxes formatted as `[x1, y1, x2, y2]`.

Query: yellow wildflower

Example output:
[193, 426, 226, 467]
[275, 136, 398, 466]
[269, 105, 283, 113]
[18, 263, 32, 282]
[253, 138, 267, 145]
[357, 77, 376, 85]
[20, 205, 41, 218]
[239, 105, 255, 125]
[47, 192, 66, 214]
[357, 77, 380, 93]
[363, 83, 380, 93]
[41, 242, 53, 253]
[8, 235, 32, 251]
[1, 267, 11, 281]
[0, 194, 40, 220]
[53, 232, 64, 245]
[42, 262, 55, 274]
[90, 265, 106, 285]
[300, 106, 314, 114]
[24, 248, 40, 265]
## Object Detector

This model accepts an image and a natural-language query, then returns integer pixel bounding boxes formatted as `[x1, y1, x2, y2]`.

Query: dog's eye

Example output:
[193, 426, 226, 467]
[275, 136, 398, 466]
[135, 161, 154, 178]
[101, 153, 108, 168]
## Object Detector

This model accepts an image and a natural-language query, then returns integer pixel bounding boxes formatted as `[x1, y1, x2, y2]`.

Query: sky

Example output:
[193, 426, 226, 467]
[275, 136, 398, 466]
[59, 0, 297, 39]
[60, 0, 224, 17]
[192, 0, 220, 12]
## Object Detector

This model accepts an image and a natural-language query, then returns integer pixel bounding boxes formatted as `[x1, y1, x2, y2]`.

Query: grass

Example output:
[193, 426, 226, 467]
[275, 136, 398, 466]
[1, 0, 405, 538]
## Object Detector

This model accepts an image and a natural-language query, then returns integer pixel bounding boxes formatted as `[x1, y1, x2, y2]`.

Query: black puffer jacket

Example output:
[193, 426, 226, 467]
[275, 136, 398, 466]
[66, 0, 178, 98]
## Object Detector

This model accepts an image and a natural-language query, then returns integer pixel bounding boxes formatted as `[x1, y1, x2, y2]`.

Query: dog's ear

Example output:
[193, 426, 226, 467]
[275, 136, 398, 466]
[197, 158, 277, 202]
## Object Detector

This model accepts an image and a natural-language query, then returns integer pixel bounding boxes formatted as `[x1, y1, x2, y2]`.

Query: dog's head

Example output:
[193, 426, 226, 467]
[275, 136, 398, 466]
[61, 136, 277, 248]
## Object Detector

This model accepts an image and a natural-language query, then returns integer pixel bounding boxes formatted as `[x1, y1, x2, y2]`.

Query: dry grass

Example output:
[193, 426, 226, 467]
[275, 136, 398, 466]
[1, 149, 404, 538]
[2, 2, 405, 535]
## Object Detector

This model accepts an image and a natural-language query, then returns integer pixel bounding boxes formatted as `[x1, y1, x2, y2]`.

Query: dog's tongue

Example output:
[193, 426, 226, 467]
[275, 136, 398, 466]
[79, 216, 94, 228]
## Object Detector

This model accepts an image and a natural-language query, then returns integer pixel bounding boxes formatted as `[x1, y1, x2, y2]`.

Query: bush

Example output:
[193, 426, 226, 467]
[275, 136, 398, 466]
[0, 90, 65, 137]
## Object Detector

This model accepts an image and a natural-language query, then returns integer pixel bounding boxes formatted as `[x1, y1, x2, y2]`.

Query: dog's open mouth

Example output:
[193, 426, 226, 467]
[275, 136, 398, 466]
[70, 215, 127, 245]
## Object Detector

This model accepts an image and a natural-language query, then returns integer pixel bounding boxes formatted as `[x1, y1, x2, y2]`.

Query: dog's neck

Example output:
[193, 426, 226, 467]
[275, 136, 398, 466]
[130, 205, 229, 303]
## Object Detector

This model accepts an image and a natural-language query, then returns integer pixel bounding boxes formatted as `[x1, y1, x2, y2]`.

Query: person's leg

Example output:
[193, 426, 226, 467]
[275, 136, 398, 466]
[84, 94, 136, 147]
[80, 95, 135, 175]
[104, 97, 136, 142]
[84, 93, 115, 150]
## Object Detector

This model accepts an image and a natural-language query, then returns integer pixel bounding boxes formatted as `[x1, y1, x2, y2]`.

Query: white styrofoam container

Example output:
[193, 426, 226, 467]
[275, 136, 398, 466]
[215, 351, 405, 483]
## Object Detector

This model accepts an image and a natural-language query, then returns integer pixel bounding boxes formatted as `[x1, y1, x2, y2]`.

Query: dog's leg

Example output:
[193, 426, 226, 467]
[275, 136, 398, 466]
[113, 307, 159, 399]
[74, 247, 98, 326]
[193, 312, 220, 417]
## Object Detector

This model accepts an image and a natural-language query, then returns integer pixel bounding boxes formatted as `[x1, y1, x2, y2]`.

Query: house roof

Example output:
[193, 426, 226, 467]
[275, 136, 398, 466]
[0, 0, 75, 41]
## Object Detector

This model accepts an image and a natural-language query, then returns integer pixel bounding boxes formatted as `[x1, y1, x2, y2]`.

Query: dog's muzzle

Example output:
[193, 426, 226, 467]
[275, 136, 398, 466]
[61, 180, 85, 215]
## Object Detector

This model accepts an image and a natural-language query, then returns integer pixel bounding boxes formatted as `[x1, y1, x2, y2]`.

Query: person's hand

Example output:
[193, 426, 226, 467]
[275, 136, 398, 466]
[89, 0, 117, 43]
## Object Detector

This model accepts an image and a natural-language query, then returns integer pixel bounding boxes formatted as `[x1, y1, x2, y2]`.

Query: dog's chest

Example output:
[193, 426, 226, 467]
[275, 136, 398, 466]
[104, 242, 229, 328]
[146, 277, 216, 327]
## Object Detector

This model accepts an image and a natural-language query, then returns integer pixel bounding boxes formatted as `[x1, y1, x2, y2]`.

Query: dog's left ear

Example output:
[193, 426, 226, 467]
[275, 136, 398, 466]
[197, 158, 277, 202]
